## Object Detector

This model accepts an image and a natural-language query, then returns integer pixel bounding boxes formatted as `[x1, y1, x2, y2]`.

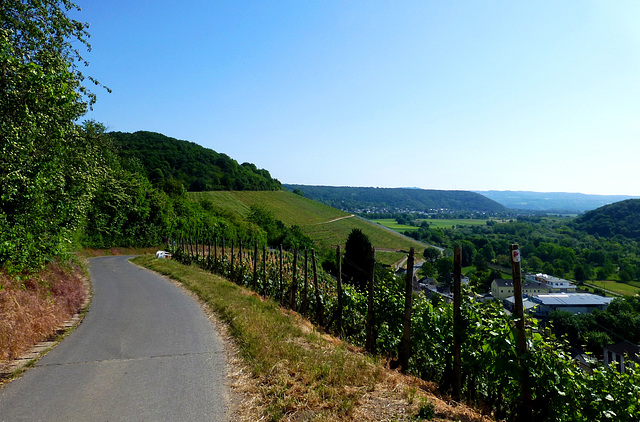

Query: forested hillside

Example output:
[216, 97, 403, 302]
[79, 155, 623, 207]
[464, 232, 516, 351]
[109, 131, 281, 192]
[284, 185, 507, 214]
[574, 199, 640, 240]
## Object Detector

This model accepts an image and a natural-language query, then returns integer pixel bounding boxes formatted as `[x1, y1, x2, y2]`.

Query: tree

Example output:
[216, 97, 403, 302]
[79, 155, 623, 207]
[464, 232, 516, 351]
[423, 247, 441, 262]
[1, 1, 106, 270]
[343, 229, 373, 291]
[472, 253, 489, 272]
[435, 257, 454, 286]
[480, 244, 495, 262]
[574, 265, 586, 283]
[459, 240, 476, 267]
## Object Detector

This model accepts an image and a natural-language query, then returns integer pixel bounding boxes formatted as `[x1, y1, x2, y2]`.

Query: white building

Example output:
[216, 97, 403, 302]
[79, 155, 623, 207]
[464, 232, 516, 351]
[525, 273, 577, 293]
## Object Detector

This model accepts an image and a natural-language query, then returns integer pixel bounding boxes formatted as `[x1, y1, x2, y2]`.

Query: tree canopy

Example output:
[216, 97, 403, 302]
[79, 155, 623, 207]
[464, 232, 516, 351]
[283, 185, 508, 214]
[574, 199, 640, 240]
[0, 1, 107, 270]
[108, 131, 282, 192]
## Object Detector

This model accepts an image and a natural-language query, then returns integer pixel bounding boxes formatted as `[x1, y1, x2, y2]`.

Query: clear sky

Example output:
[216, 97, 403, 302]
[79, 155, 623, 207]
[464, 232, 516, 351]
[74, 1, 640, 196]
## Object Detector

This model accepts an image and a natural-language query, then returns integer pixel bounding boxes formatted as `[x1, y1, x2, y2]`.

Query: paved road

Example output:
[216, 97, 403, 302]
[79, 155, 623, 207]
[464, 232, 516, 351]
[0, 256, 229, 421]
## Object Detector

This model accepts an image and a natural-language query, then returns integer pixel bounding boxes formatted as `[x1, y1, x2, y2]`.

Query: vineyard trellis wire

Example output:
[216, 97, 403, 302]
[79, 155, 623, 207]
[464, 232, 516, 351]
[167, 234, 640, 422]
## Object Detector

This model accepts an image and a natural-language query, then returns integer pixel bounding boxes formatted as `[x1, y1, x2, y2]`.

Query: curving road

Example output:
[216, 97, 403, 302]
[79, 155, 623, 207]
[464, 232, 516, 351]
[0, 256, 229, 421]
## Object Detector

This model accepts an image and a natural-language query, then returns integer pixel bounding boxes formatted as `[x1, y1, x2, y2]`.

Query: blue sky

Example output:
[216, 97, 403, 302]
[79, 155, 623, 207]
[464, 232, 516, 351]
[75, 1, 640, 195]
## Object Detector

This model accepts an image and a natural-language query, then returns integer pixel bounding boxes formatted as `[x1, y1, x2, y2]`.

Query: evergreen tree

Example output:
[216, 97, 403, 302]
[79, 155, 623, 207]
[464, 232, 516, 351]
[343, 229, 373, 291]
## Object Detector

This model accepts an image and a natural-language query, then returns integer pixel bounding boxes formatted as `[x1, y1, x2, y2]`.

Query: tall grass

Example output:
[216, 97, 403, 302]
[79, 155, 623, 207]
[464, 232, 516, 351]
[0, 263, 86, 361]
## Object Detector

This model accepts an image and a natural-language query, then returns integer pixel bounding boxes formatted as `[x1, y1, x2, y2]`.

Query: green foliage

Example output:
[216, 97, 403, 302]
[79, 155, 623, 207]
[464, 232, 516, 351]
[108, 131, 282, 192]
[0, 1, 108, 271]
[422, 247, 441, 261]
[247, 205, 313, 250]
[574, 199, 640, 240]
[548, 296, 640, 354]
[415, 400, 436, 420]
[82, 170, 171, 248]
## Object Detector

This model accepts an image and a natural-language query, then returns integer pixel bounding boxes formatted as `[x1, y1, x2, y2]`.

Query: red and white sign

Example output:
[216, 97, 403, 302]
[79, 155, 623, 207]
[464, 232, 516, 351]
[512, 249, 521, 263]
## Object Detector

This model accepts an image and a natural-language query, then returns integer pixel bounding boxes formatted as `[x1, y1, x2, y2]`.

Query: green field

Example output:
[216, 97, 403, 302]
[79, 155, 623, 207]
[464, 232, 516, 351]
[371, 219, 420, 232]
[423, 219, 489, 229]
[373, 218, 489, 232]
[189, 191, 427, 266]
[585, 280, 640, 296]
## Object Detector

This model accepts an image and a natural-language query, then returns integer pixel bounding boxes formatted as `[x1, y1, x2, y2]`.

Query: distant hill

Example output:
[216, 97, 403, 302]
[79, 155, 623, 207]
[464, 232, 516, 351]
[284, 185, 508, 214]
[108, 131, 282, 191]
[573, 199, 640, 240]
[475, 190, 639, 213]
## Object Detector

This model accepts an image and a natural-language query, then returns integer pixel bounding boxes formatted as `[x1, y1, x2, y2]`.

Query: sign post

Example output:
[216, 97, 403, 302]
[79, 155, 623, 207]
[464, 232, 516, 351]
[510, 244, 533, 422]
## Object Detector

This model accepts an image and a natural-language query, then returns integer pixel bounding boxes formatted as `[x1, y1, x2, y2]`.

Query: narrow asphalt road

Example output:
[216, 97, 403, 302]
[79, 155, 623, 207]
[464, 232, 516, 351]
[0, 256, 229, 421]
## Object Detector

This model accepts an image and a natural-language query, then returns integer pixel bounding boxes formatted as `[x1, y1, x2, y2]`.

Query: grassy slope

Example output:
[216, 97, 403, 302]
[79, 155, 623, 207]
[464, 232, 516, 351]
[372, 218, 491, 233]
[190, 191, 428, 266]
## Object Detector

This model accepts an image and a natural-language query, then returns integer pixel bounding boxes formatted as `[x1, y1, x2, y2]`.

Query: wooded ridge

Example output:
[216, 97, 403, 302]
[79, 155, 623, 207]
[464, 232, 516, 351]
[284, 184, 508, 214]
[109, 131, 282, 192]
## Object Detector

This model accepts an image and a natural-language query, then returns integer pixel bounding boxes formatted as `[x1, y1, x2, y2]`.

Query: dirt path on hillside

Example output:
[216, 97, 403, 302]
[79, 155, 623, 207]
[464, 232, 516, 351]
[305, 214, 355, 225]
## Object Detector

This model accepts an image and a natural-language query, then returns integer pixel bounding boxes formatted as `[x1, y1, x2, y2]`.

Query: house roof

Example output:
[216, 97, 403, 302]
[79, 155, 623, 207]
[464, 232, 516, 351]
[493, 279, 544, 289]
[531, 293, 613, 307]
[604, 340, 640, 357]
[504, 296, 537, 310]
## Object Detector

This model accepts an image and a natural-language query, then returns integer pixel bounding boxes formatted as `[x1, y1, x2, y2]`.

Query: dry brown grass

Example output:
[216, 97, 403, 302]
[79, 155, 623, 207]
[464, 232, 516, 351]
[0, 262, 86, 361]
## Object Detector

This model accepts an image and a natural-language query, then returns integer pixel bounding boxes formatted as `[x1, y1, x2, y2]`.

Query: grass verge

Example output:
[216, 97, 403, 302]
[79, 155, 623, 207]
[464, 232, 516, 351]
[133, 255, 493, 422]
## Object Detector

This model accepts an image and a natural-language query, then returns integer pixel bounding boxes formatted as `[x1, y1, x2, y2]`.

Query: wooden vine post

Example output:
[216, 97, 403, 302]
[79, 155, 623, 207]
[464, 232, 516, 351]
[311, 249, 323, 326]
[336, 245, 343, 336]
[262, 245, 267, 296]
[510, 244, 533, 422]
[237, 239, 243, 284]
[279, 244, 284, 303]
[214, 236, 218, 267]
[289, 248, 298, 310]
[253, 241, 258, 289]
[365, 247, 376, 353]
[453, 244, 463, 401]
[302, 249, 309, 314]
[399, 247, 415, 372]
[230, 239, 235, 276]
[221, 238, 226, 268]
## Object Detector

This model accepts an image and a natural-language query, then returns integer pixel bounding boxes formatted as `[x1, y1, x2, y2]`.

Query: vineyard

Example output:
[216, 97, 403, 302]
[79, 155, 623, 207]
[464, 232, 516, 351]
[188, 191, 426, 266]
[168, 234, 640, 421]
